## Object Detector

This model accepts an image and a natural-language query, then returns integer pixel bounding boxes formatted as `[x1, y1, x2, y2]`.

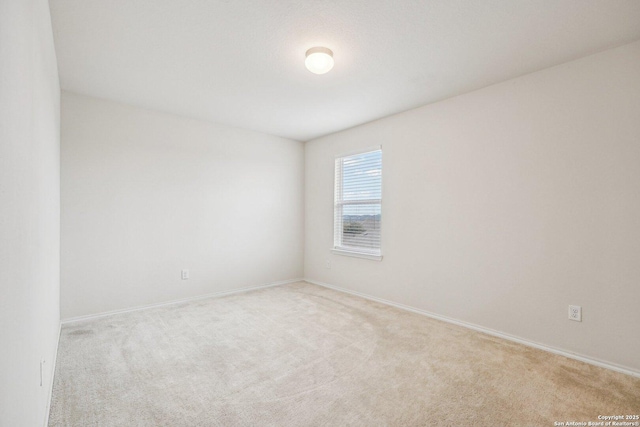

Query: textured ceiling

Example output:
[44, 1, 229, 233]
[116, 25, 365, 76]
[50, 0, 640, 141]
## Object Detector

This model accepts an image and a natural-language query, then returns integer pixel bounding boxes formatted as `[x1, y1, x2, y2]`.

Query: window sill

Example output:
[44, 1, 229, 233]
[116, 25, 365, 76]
[331, 248, 383, 261]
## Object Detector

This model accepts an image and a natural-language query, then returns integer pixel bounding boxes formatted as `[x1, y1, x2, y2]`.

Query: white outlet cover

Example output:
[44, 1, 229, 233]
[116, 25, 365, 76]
[568, 305, 582, 322]
[40, 359, 45, 386]
[181, 269, 189, 280]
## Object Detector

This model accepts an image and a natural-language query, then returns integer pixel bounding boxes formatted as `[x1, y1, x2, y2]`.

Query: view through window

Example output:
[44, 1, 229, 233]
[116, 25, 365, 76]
[334, 149, 382, 258]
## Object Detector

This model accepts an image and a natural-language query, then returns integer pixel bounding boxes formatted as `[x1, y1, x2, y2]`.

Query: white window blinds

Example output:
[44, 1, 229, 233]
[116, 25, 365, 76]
[334, 149, 382, 258]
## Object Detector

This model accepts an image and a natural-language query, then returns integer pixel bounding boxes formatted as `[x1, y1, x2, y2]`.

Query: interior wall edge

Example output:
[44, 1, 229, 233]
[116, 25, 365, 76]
[43, 323, 62, 427]
[60, 278, 304, 325]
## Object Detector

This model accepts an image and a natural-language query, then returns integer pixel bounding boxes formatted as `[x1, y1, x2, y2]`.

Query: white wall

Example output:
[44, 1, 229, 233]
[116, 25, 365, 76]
[61, 93, 304, 319]
[0, 0, 61, 425]
[305, 40, 640, 373]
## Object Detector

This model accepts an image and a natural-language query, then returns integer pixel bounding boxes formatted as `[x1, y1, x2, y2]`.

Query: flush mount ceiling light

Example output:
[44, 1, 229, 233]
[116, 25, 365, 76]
[305, 47, 334, 75]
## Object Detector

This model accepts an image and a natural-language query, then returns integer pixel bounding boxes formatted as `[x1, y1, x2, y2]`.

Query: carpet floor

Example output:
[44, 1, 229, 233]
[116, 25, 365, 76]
[49, 282, 640, 426]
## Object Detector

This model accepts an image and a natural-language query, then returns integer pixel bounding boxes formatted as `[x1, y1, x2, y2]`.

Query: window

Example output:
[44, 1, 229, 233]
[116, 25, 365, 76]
[333, 148, 382, 260]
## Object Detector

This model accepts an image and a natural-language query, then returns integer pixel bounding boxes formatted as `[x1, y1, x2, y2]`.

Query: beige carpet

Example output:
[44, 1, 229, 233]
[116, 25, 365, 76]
[49, 282, 640, 426]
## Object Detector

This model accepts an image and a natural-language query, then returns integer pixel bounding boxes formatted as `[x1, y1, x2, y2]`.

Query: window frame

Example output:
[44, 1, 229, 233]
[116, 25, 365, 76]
[332, 147, 383, 261]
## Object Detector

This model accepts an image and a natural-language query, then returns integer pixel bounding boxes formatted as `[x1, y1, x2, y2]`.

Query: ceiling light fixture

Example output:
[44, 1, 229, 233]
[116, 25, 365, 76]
[305, 47, 334, 75]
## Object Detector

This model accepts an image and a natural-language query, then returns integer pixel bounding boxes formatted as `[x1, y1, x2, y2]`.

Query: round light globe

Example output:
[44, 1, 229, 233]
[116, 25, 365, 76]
[305, 47, 334, 74]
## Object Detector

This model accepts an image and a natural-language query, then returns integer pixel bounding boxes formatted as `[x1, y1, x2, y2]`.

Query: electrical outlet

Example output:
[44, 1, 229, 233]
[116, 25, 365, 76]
[181, 269, 189, 280]
[568, 305, 581, 322]
[325, 260, 331, 269]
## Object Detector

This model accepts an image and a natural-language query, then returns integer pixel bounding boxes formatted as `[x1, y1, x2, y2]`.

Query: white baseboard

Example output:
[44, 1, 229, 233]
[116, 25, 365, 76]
[44, 322, 61, 427]
[304, 278, 640, 379]
[61, 278, 304, 325]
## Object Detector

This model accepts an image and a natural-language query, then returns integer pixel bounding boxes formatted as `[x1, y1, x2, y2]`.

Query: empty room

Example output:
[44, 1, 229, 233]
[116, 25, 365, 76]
[2, 0, 640, 426]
